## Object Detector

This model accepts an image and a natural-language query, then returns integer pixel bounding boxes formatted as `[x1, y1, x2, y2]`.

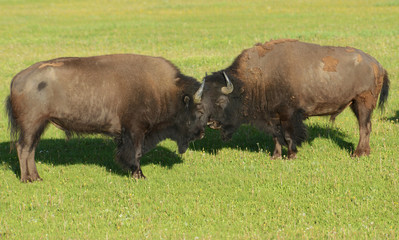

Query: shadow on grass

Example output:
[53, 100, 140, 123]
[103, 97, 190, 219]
[307, 124, 355, 154]
[190, 123, 355, 156]
[1, 138, 183, 179]
[1, 123, 355, 179]
[385, 110, 399, 122]
[189, 126, 275, 154]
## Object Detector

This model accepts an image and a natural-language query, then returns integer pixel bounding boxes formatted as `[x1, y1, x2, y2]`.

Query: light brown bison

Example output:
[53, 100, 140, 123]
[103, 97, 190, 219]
[198, 39, 389, 159]
[6, 54, 207, 182]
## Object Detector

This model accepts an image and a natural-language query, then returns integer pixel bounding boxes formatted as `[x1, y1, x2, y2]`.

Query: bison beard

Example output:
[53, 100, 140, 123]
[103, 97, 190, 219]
[201, 39, 390, 159]
[6, 54, 206, 182]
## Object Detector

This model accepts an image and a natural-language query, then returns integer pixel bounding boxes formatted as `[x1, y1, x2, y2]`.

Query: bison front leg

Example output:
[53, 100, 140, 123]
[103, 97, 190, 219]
[284, 131, 298, 159]
[280, 117, 305, 159]
[115, 130, 146, 179]
[130, 132, 146, 179]
[282, 110, 307, 159]
[277, 122, 298, 159]
[271, 133, 297, 159]
[271, 136, 283, 159]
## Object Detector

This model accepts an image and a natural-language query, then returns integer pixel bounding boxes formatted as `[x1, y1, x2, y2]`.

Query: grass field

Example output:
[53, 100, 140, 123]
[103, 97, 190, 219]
[1, 0, 399, 238]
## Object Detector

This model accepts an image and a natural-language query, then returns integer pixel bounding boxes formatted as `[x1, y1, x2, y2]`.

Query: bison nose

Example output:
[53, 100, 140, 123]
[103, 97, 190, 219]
[207, 120, 222, 129]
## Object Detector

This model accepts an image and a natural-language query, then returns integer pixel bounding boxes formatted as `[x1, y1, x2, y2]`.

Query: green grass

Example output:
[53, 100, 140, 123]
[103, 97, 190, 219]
[1, 0, 399, 238]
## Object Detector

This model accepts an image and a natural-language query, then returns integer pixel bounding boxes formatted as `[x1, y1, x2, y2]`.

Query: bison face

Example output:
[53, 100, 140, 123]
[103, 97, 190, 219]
[173, 95, 207, 154]
[199, 71, 243, 141]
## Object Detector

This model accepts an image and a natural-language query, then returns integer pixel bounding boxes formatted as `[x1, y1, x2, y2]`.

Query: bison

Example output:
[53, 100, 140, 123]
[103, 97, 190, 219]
[6, 54, 207, 182]
[197, 39, 389, 159]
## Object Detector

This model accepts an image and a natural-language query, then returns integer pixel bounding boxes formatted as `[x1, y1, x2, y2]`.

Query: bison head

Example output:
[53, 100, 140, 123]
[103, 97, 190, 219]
[195, 71, 243, 141]
[172, 86, 207, 154]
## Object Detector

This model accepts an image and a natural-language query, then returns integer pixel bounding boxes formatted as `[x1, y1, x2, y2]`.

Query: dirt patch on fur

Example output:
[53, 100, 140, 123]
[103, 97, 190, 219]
[371, 62, 384, 97]
[322, 56, 339, 72]
[265, 39, 298, 46]
[39, 62, 64, 69]
[356, 54, 363, 64]
[255, 44, 269, 57]
[255, 39, 298, 57]
[345, 47, 355, 52]
[372, 62, 379, 80]
[358, 91, 376, 109]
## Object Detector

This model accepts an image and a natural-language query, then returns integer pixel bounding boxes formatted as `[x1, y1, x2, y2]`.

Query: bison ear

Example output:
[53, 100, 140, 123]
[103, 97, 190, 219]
[216, 95, 229, 110]
[183, 95, 191, 108]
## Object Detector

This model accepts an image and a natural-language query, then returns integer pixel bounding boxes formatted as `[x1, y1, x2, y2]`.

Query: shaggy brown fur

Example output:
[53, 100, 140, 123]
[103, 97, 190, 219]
[202, 40, 389, 159]
[7, 54, 206, 182]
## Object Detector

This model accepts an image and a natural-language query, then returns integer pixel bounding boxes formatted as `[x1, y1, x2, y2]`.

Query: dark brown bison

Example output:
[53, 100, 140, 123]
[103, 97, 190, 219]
[197, 39, 389, 159]
[6, 54, 207, 182]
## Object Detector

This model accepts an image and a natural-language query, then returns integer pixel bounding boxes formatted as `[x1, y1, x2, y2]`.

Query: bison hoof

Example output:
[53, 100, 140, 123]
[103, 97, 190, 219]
[20, 177, 30, 183]
[20, 175, 42, 183]
[271, 154, 282, 160]
[288, 152, 297, 159]
[132, 169, 146, 179]
[351, 149, 370, 158]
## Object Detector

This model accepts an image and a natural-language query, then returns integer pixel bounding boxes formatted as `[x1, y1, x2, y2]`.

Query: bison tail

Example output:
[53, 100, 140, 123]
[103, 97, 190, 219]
[5, 95, 20, 150]
[378, 69, 390, 111]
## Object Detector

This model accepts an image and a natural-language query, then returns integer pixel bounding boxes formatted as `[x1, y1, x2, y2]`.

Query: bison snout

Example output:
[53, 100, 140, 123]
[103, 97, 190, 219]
[207, 120, 222, 130]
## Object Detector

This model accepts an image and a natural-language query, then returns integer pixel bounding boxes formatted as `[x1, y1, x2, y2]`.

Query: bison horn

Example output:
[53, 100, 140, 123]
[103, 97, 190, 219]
[194, 79, 205, 104]
[221, 71, 234, 95]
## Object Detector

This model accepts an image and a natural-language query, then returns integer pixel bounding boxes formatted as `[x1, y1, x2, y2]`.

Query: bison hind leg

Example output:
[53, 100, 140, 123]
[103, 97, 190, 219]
[350, 95, 374, 157]
[17, 119, 49, 182]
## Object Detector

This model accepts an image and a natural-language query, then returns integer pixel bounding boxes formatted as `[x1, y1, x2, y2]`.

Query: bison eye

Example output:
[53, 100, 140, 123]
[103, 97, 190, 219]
[183, 95, 191, 108]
